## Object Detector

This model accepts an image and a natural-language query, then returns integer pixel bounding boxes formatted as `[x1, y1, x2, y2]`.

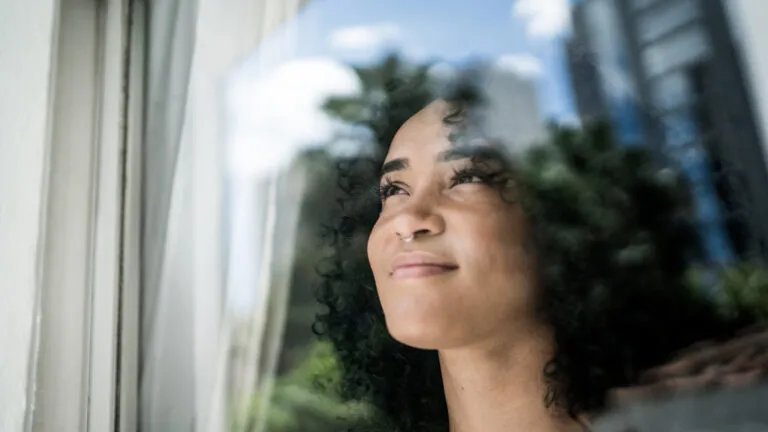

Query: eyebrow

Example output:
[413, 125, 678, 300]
[379, 146, 506, 178]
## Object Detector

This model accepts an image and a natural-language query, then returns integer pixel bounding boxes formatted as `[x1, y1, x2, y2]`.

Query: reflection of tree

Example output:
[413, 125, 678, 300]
[275, 53, 439, 373]
[239, 53, 439, 431]
[313, 54, 753, 429]
[276, 149, 344, 374]
[719, 261, 768, 323]
[238, 342, 374, 432]
[246, 52, 768, 430]
[708, 158, 754, 256]
[513, 122, 747, 416]
[239, 54, 434, 432]
[322, 53, 435, 148]
[690, 61, 767, 259]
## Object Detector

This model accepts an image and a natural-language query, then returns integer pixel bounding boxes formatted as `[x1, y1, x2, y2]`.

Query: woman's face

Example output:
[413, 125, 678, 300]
[367, 100, 541, 350]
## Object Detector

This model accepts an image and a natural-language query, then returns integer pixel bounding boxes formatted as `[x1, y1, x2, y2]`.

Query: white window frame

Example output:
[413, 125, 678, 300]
[3, 1, 316, 430]
[0, 0, 144, 431]
[116, 2, 145, 430]
[0, 1, 62, 430]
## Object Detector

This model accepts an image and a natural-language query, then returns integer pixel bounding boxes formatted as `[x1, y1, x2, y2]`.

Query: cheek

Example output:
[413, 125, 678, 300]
[366, 221, 387, 275]
[457, 208, 527, 270]
[452, 209, 536, 310]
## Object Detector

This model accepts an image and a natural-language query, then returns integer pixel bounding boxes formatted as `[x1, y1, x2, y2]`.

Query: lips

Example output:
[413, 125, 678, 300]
[390, 252, 458, 279]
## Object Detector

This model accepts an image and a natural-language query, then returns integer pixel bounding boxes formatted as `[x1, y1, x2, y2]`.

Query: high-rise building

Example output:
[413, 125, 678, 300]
[567, 0, 768, 262]
[723, 0, 768, 191]
[479, 64, 547, 153]
[576, 0, 647, 147]
[565, 4, 608, 123]
[432, 61, 548, 154]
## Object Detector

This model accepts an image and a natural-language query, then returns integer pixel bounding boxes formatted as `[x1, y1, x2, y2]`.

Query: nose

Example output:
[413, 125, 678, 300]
[391, 195, 445, 242]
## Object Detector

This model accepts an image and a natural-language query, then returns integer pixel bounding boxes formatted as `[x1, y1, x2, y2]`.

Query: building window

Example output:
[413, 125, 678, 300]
[630, 0, 663, 11]
[642, 24, 710, 77]
[582, 0, 645, 145]
[692, 181, 723, 223]
[699, 218, 736, 262]
[659, 109, 698, 148]
[636, 0, 700, 44]
[673, 147, 737, 261]
[708, 158, 753, 257]
[649, 71, 693, 111]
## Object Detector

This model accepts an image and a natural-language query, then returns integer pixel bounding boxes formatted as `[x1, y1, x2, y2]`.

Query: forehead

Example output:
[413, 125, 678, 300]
[386, 100, 453, 159]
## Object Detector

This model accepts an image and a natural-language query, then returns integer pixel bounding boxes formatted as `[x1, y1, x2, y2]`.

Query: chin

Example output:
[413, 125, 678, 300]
[385, 316, 468, 350]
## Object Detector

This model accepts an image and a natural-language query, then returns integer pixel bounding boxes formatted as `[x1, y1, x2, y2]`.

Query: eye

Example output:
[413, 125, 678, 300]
[453, 173, 484, 185]
[449, 167, 494, 187]
[378, 177, 407, 202]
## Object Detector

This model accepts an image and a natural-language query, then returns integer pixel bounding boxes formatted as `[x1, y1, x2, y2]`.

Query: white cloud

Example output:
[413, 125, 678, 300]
[228, 57, 363, 177]
[512, 0, 571, 39]
[426, 62, 458, 81]
[558, 113, 582, 127]
[495, 53, 544, 78]
[328, 22, 401, 52]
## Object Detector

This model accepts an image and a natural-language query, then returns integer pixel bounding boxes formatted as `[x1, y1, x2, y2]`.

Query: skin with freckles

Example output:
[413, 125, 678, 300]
[366, 100, 585, 432]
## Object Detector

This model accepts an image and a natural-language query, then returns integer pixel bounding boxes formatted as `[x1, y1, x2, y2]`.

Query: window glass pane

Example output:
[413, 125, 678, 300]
[636, 0, 700, 43]
[699, 218, 736, 262]
[642, 23, 710, 77]
[136, 1, 768, 431]
[650, 70, 693, 111]
[659, 108, 698, 147]
[583, 0, 645, 145]
[630, 0, 663, 11]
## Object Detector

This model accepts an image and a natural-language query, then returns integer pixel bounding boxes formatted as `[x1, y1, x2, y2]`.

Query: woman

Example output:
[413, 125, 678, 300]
[314, 78, 735, 431]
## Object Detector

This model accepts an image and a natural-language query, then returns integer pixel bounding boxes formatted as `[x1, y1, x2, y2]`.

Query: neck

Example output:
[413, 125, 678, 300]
[439, 327, 583, 432]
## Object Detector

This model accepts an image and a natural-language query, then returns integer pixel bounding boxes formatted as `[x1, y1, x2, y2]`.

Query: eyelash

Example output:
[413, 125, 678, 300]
[378, 177, 402, 202]
[449, 166, 494, 187]
[378, 167, 501, 202]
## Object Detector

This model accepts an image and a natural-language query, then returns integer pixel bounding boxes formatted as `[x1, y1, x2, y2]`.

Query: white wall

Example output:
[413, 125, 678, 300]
[0, 1, 59, 430]
[725, 0, 768, 169]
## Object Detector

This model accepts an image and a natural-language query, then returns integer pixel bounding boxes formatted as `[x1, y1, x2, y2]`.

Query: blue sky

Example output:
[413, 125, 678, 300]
[227, 0, 581, 312]
[226, 0, 736, 314]
[241, 0, 577, 122]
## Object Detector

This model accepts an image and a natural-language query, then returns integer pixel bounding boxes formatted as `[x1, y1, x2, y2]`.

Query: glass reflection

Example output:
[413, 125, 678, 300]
[140, 0, 768, 431]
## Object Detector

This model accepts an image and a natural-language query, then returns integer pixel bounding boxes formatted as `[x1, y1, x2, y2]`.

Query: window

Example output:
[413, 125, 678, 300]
[642, 24, 710, 77]
[7, 0, 768, 431]
[582, 0, 644, 145]
[636, 0, 700, 43]
[699, 218, 736, 262]
[649, 70, 693, 111]
[659, 109, 699, 148]
[0, 1, 143, 430]
[630, 0, 663, 11]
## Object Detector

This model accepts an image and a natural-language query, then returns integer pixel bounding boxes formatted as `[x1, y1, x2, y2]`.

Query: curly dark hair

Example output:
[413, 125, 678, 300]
[312, 70, 738, 431]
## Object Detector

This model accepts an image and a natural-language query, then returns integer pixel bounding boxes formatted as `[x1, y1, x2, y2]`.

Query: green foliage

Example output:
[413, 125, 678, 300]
[322, 53, 437, 150]
[506, 120, 740, 414]
[239, 341, 376, 432]
[283, 340, 341, 390]
[315, 52, 754, 424]
[301, 53, 768, 429]
[519, 121, 702, 285]
[719, 261, 768, 322]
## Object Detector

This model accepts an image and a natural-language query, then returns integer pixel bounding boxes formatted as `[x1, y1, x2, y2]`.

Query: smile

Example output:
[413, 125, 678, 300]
[391, 264, 458, 279]
[390, 251, 459, 279]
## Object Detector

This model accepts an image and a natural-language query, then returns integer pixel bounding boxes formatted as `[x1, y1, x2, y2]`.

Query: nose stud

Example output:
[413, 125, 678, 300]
[398, 233, 415, 243]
